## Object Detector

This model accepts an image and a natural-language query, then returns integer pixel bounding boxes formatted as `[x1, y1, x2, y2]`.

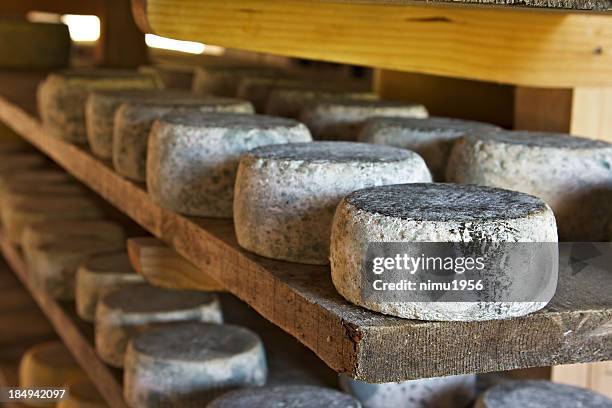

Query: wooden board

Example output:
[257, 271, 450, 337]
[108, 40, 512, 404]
[0, 234, 128, 408]
[0, 94, 610, 382]
[132, 0, 612, 88]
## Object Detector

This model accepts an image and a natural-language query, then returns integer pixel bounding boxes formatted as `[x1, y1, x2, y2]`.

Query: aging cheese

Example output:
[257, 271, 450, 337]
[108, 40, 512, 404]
[330, 183, 558, 321]
[124, 322, 267, 407]
[234, 142, 431, 264]
[446, 130, 612, 240]
[147, 112, 311, 217]
[138, 65, 195, 90]
[113, 97, 254, 181]
[192, 65, 286, 97]
[95, 284, 223, 367]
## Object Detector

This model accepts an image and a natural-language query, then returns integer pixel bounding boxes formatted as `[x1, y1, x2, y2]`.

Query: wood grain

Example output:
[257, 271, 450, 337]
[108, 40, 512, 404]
[0, 94, 610, 382]
[132, 0, 612, 88]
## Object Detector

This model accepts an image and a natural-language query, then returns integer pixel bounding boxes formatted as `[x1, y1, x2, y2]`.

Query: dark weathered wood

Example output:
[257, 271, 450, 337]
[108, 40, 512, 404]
[0, 234, 128, 408]
[0, 95, 610, 382]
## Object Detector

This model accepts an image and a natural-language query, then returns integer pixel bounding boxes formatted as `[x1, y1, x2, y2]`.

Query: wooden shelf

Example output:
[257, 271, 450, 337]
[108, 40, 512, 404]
[0, 95, 610, 382]
[131, 0, 612, 88]
[0, 233, 127, 408]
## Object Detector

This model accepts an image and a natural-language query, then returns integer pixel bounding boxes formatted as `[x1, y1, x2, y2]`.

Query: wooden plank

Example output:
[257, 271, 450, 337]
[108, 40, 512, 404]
[132, 0, 612, 88]
[0, 94, 610, 382]
[127, 237, 226, 291]
[0, 234, 127, 408]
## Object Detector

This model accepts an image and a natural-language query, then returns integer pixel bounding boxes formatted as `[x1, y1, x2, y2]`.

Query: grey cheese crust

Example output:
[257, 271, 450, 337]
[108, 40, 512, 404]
[299, 99, 428, 141]
[147, 112, 312, 217]
[208, 385, 361, 408]
[94, 284, 222, 368]
[330, 183, 558, 321]
[475, 380, 612, 408]
[446, 130, 612, 240]
[37, 69, 160, 144]
[359, 116, 499, 181]
[124, 322, 267, 407]
[234, 141, 432, 265]
[113, 97, 254, 182]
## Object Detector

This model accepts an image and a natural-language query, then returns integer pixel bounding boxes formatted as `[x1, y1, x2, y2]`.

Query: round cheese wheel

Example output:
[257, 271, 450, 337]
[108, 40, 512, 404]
[446, 130, 612, 241]
[25, 238, 125, 300]
[19, 341, 85, 408]
[95, 284, 223, 367]
[124, 322, 267, 407]
[475, 380, 612, 408]
[0, 20, 70, 69]
[37, 69, 161, 144]
[234, 141, 431, 264]
[147, 112, 311, 217]
[340, 374, 476, 408]
[57, 379, 108, 408]
[113, 97, 254, 181]
[75, 251, 144, 322]
[207, 385, 361, 408]
[192, 66, 286, 97]
[330, 183, 557, 321]
[299, 99, 428, 141]
[21, 219, 125, 248]
[138, 65, 195, 90]
[359, 117, 499, 181]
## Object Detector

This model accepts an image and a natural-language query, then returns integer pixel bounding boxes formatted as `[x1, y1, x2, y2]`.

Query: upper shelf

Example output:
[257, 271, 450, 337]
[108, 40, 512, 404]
[131, 0, 612, 88]
[0, 93, 610, 382]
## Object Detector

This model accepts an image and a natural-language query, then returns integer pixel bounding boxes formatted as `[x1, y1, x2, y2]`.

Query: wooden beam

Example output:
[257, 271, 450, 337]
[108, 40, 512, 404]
[132, 0, 612, 88]
[127, 237, 226, 292]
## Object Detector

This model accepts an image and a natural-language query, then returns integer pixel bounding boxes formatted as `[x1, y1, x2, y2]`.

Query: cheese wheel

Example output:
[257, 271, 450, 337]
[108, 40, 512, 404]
[234, 142, 431, 264]
[19, 341, 85, 408]
[192, 66, 286, 97]
[124, 322, 267, 407]
[95, 284, 223, 367]
[57, 379, 108, 408]
[37, 69, 161, 144]
[1, 195, 103, 244]
[330, 183, 558, 321]
[25, 238, 125, 300]
[359, 117, 499, 181]
[475, 380, 612, 408]
[138, 65, 195, 90]
[339, 374, 476, 408]
[86, 89, 189, 159]
[113, 97, 254, 182]
[266, 88, 376, 119]
[207, 385, 361, 408]
[76, 251, 144, 322]
[147, 112, 312, 217]
[0, 20, 70, 69]
[447, 130, 612, 241]
[299, 99, 428, 141]
[21, 219, 125, 248]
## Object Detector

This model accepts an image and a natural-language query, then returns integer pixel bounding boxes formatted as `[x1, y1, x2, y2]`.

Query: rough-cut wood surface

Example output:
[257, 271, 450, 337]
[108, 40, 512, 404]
[0, 96, 610, 382]
[0, 233, 127, 408]
[131, 0, 612, 88]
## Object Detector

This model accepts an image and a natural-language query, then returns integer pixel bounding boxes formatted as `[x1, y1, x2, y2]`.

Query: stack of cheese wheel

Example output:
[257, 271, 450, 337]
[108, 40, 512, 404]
[299, 99, 428, 141]
[75, 251, 144, 322]
[57, 379, 108, 408]
[358, 116, 499, 181]
[138, 65, 195, 90]
[447, 130, 612, 241]
[37, 69, 161, 144]
[475, 380, 612, 408]
[19, 341, 85, 408]
[147, 112, 312, 217]
[192, 65, 287, 97]
[94, 284, 223, 367]
[330, 183, 558, 321]
[234, 141, 431, 264]
[124, 322, 267, 406]
[339, 374, 476, 408]
[112, 96, 254, 182]
[207, 385, 361, 408]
